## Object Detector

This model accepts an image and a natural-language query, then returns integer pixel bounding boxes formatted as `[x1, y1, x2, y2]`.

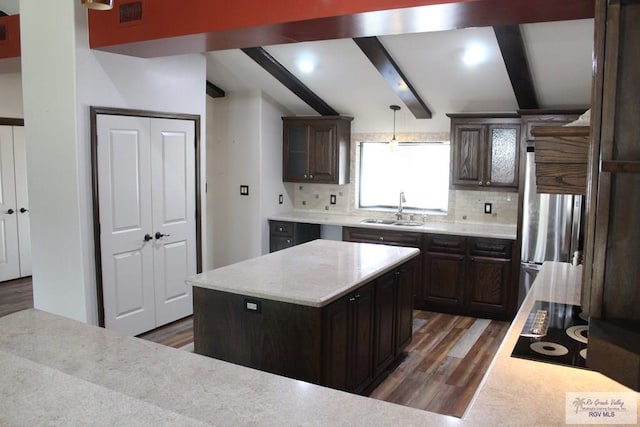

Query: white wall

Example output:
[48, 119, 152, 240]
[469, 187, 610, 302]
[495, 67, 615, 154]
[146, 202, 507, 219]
[20, 0, 206, 325]
[0, 67, 23, 118]
[259, 95, 294, 255]
[207, 91, 291, 267]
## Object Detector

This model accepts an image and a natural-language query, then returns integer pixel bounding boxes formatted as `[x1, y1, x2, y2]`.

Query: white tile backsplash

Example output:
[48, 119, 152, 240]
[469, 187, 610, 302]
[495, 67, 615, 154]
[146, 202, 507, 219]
[293, 132, 519, 226]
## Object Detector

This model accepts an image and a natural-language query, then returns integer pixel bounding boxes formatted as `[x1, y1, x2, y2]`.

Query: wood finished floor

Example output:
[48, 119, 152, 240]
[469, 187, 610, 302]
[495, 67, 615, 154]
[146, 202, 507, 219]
[0, 278, 509, 418]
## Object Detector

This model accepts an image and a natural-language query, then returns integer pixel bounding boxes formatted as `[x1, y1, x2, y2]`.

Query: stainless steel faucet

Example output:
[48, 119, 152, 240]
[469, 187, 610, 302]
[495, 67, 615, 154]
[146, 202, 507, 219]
[396, 191, 406, 220]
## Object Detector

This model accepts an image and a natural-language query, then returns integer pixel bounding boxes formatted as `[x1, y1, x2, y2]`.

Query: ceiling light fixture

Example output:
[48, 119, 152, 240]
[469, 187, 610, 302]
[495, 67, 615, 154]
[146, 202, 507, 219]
[81, 0, 114, 11]
[298, 59, 315, 73]
[462, 43, 487, 66]
[389, 104, 401, 152]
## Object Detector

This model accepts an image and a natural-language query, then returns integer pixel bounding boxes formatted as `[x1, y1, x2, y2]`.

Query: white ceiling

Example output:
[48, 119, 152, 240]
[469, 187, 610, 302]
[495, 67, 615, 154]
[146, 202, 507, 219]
[206, 19, 594, 133]
[0, 0, 18, 15]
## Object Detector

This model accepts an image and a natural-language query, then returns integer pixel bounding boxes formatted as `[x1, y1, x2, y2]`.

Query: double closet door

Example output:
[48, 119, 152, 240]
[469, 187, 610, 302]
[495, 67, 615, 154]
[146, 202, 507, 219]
[96, 114, 196, 336]
[0, 125, 31, 282]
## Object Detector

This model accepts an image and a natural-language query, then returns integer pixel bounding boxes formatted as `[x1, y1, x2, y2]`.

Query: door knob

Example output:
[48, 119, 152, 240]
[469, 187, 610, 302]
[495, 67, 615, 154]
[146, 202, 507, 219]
[155, 232, 170, 239]
[7, 209, 14, 214]
[143, 234, 152, 242]
[19, 208, 28, 213]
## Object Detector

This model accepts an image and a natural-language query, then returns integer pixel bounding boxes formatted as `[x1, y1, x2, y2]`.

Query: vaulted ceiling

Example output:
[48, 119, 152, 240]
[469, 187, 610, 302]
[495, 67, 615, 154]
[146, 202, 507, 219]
[205, 19, 593, 133]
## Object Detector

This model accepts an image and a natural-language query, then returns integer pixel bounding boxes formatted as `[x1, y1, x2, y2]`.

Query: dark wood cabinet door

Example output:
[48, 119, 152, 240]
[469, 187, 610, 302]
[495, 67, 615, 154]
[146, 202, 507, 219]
[283, 123, 309, 181]
[322, 297, 350, 391]
[373, 272, 396, 376]
[349, 283, 375, 394]
[452, 124, 485, 186]
[423, 252, 465, 311]
[308, 124, 337, 183]
[466, 255, 510, 315]
[396, 261, 415, 352]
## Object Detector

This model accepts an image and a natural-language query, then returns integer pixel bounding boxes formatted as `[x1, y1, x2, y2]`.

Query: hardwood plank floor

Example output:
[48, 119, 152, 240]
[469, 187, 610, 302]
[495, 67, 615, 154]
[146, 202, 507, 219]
[0, 279, 508, 418]
[0, 276, 34, 318]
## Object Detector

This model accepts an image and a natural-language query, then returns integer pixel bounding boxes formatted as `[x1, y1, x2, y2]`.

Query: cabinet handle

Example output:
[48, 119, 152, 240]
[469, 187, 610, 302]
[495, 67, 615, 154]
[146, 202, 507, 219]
[155, 232, 170, 239]
[309, 174, 313, 179]
[486, 181, 491, 185]
[355, 294, 361, 299]
[143, 234, 152, 242]
[20, 208, 28, 213]
[478, 181, 483, 185]
[349, 297, 356, 302]
[379, 236, 384, 241]
[304, 174, 307, 178]
[278, 227, 283, 232]
[286, 239, 291, 244]
[6, 209, 14, 214]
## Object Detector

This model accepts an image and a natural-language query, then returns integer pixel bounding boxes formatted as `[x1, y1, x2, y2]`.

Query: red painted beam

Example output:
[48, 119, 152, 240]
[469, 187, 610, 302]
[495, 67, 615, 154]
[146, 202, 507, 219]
[0, 15, 21, 59]
[89, 0, 595, 58]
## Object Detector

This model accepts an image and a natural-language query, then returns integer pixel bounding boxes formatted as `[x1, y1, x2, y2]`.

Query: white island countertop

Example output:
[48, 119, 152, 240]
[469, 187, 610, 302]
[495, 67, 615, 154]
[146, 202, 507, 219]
[186, 239, 420, 307]
[268, 211, 517, 240]
[1, 263, 638, 425]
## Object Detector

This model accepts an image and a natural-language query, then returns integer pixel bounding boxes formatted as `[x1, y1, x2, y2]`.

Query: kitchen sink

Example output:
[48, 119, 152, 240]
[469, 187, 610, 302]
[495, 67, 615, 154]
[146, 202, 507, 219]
[361, 218, 396, 225]
[392, 221, 424, 227]
[360, 219, 423, 227]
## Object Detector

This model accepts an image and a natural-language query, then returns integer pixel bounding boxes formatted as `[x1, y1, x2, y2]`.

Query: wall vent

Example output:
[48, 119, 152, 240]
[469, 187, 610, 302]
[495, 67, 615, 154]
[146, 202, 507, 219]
[0, 24, 6, 42]
[119, 1, 142, 24]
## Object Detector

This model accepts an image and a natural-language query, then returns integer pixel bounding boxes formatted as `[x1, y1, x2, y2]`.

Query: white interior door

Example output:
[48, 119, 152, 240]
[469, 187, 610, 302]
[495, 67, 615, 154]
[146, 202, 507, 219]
[13, 126, 32, 277]
[150, 118, 195, 326]
[0, 126, 20, 282]
[97, 115, 156, 336]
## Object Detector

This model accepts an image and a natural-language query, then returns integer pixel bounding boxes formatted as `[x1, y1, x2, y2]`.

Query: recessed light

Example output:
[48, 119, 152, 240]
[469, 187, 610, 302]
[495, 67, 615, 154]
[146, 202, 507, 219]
[462, 43, 487, 66]
[298, 59, 315, 73]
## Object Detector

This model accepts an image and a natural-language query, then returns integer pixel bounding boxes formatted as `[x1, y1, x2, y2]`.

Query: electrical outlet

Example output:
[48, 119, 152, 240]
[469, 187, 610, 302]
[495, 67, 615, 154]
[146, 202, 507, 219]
[330, 194, 337, 205]
[240, 185, 249, 196]
[278, 194, 283, 204]
[484, 202, 492, 214]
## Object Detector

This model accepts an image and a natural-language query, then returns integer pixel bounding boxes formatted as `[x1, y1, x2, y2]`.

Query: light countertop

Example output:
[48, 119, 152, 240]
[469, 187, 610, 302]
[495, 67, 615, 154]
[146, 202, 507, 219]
[186, 239, 420, 307]
[1, 262, 637, 425]
[268, 211, 517, 240]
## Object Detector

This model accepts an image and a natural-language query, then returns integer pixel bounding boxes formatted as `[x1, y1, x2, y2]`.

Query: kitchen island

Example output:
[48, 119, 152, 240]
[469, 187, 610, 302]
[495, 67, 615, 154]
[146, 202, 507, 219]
[1, 262, 638, 425]
[186, 239, 420, 394]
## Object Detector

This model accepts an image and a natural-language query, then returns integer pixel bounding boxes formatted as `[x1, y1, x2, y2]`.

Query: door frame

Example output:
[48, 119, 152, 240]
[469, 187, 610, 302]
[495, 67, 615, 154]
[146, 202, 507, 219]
[90, 106, 202, 328]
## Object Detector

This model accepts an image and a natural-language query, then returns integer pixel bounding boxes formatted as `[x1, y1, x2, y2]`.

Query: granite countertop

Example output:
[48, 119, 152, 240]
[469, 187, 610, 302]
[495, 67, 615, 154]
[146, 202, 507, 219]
[186, 239, 420, 307]
[268, 211, 517, 240]
[1, 262, 637, 425]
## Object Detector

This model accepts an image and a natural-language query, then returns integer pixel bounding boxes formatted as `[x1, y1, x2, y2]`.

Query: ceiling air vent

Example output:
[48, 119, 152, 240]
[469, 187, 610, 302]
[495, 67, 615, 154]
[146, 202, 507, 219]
[119, 1, 142, 24]
[0, 24, 6, 42]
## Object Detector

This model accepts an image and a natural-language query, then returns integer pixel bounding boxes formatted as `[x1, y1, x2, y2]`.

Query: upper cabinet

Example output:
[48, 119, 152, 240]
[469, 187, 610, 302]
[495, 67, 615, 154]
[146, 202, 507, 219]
[448, 114, 521, 190]
[283, 116, 352, 185]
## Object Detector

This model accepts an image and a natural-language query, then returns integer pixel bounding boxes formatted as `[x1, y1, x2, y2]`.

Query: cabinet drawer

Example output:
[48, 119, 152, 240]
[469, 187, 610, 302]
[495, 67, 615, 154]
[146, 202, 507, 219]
[469, 238, 512, 259]
[424, 234, 466, 254]
[270, 221, 293, 236]
[343, 227, 421, 247]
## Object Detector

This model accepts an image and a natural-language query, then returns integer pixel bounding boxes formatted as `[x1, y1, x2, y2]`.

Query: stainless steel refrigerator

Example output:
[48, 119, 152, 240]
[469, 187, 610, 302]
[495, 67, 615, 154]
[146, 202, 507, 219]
[519, 147, 583, 305]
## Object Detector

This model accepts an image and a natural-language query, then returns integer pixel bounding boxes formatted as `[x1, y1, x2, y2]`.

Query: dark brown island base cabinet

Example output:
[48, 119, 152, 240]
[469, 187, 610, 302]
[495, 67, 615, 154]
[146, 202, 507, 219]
[193, 258, 417, 395]
[344, 227, 516, 320]
[268, 220, 320, 252]
[448, 114, 521, 191]
[282, 116, 352, 184]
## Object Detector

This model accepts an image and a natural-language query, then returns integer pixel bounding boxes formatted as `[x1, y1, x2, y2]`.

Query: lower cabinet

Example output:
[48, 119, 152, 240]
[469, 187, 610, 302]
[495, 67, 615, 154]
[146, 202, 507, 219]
[269, 220, 321, 252]
[343, 226, 516, 319]
[194, 259, 417, 395]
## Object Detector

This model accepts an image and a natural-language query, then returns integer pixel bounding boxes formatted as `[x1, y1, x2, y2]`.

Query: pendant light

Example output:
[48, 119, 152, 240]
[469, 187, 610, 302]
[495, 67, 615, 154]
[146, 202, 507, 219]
[389, 105, 401, 152]
[81, 0, 114, 10]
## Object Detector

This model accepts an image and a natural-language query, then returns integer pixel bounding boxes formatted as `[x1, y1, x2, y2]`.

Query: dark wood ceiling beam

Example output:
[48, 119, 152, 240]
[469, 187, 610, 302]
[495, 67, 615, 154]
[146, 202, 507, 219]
[206, 80, 226, 98]
[90, 0, 595, 58]
[493, 25, 539, 110]
[353, 36, 432, 119]
[241, 47, 338, 116]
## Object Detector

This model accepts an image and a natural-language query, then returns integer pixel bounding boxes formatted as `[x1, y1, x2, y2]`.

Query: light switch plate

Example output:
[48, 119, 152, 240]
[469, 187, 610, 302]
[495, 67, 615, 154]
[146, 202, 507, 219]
[240, 185, 249, 196]
[484, 202, 492, 214]
[330, 194, 337, 205]
[279, 194, 283, 204]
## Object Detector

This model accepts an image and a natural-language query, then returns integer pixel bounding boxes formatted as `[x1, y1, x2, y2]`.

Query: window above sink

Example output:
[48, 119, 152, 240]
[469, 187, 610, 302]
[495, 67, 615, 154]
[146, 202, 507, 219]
[358, 141, 450, 213]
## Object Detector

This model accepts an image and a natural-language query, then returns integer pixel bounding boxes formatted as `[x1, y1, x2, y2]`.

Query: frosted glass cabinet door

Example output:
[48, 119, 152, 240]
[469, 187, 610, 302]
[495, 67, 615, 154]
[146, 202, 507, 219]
[487, 125, 519, 188]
